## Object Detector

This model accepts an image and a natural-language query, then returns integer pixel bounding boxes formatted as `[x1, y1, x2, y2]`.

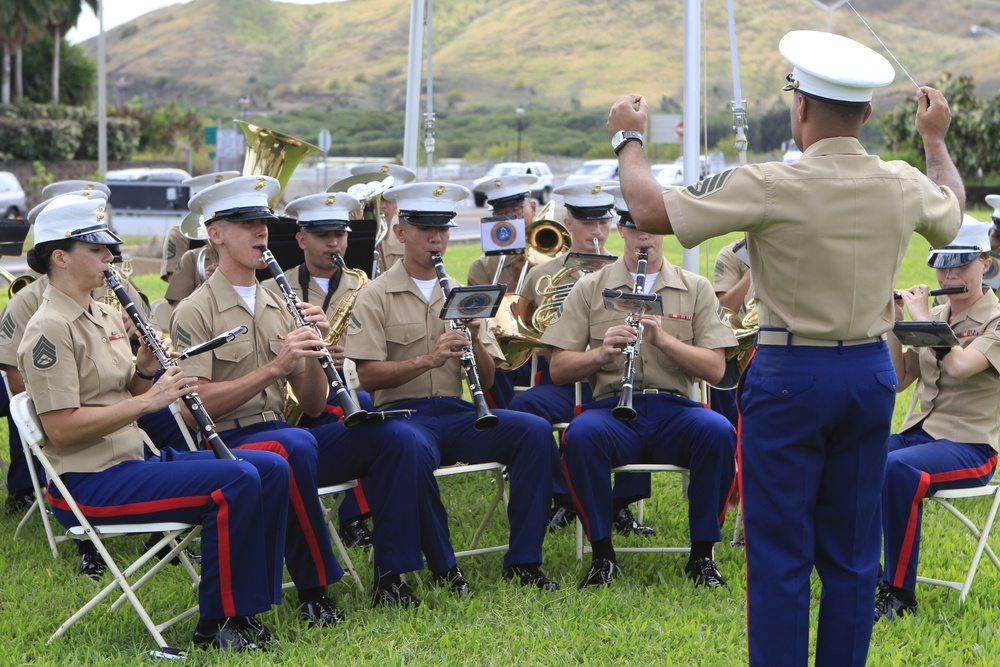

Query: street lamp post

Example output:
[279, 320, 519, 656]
[971, 24, 1000, 41]
[515, 107, 524, 162]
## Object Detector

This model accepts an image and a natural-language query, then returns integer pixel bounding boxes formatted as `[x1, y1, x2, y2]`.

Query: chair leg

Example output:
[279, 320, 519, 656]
[15, 434, 61, 558]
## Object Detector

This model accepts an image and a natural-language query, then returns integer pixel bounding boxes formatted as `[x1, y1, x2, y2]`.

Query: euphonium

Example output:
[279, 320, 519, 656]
[235, 120, 322, 207]
[712, 299, 759, 390]
[328, 254, 369, 345]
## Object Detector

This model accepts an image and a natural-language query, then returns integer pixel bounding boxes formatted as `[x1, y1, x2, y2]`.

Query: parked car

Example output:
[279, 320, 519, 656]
[106, 168, 192, 183]
[472, 161, 554, 207]
[782, 139, 802, 163]
[563, 159, 619, 187]
[0, 171, 27, 219]
[651, 163, 684, 187]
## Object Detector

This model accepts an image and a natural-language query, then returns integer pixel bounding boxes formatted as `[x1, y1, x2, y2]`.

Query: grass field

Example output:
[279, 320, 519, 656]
[3, 216, 1000, 666]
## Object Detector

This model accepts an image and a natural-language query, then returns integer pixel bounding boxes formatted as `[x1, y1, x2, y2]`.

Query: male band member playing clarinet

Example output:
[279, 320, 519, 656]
[172, 175, 458, 614]
[541, 189, 737, 589]
[346, 182, 561, 593]
[607, 30, 962, 667]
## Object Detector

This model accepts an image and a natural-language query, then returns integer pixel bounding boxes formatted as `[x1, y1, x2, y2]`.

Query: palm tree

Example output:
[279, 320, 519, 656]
[0, 0, 48, 104]
[47, 0, 98, 105]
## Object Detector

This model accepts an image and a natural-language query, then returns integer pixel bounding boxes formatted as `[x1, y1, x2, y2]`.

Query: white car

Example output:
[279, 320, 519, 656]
[563, 159, 619, 187]
[782, 140, 803, 163]
[651, 163, 684, 187]
[472, 161, 554, 207]
[0, 171, 26, 219]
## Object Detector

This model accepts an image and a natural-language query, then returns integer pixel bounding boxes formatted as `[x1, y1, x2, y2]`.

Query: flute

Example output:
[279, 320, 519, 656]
[612, 248, 650, 422]
[430, 252, 499, 431]
[260, 249, 368, 428]
[894, 286, 968, 299]
[104, 270, 238, 461]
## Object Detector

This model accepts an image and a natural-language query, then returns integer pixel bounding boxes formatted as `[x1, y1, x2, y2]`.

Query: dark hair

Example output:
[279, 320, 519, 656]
[797, 90, 869, 126]
[26, 239, 78, 275]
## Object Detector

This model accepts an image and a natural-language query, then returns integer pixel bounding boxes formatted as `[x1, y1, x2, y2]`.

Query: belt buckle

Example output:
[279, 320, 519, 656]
[641, 389, 659, 395]
[261, 410, 277, 422]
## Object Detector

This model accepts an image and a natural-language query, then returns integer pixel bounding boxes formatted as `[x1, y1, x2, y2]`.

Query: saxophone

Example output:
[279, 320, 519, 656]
[282, 254, 369, 425]
[328, 254, 369, 345]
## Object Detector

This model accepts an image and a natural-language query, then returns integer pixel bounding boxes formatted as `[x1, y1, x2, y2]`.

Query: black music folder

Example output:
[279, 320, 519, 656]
[892, 321, 959, 348]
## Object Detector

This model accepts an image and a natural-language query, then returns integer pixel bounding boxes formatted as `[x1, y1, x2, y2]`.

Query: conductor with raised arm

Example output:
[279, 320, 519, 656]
[607, 30, 964, 667]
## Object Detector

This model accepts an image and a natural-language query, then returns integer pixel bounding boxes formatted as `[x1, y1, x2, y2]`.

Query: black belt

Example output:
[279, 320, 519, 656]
[599, 388, 687, 401]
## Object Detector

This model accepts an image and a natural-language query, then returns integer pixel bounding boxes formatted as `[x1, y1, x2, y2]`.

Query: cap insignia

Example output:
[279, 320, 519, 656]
[64, 231, 72, 238]
[433, 185, 447, 197]
[81, 192, 92, 200]
[254, 177, 266, 191]
[214, 174, 225, 183]
[591, 185, 603, 195]
[96, 206, 105, 222]
[380, 165, 390, 174]
[84, 184, 95, 190]
[493, 179, 503, 189]
[325, 196, 337, 206]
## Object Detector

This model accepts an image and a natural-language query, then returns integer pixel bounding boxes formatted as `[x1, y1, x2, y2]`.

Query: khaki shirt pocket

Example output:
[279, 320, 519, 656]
[215, 339, 253, 368]
[385, 322, 428, 354]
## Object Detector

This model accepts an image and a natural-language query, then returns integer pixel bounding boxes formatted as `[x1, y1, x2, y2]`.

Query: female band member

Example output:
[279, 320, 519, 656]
[16, 194, 291, 652]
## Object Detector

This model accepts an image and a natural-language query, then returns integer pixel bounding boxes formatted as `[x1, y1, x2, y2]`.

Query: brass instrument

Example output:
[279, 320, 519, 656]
[235, 120, 322, 208]
[327, 173, 394, 279]
[713, 299, 759, 390]
[0, 265, 34, 298]
[328, 254, 369, 345]
[613, 248, 650, 422]
[101, 258, 133, 311]
[530, 238, 602, 334]
[487, 202, 570, 371]
[431, 252, 498, 430]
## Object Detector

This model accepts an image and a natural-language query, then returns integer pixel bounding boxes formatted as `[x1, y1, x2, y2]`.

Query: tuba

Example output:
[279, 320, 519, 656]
[235, 120, 323, 208]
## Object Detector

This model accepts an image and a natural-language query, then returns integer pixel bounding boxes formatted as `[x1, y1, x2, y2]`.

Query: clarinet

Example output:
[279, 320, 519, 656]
[103, 270, 237, 461]
[612, 248, 650, 422]
[260, 249, 368, 427]
[430, 252, 499, 431]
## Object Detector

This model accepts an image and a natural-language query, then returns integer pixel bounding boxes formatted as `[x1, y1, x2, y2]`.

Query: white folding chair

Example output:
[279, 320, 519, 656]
[916, 481, 1000, 603]
[10, 393, 202, 653]
[319, 480, 364, 592]
[576, 464, 692, 561]
[149, 298, 173, 333]
[4, 369, 67, 557]
[434, 462, 509, 558]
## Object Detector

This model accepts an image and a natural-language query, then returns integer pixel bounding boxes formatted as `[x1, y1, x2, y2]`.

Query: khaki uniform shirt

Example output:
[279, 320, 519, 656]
[261, 263, 365, 345]
[714, 242, 751, 318]
[160, 225, 191, 280]
[170, 270, 305, 422]
[346, 260, 503, 408]
[902, 289, 1000, 449]
[17, 285, 152, 475]
[164, 248, 207, 303]
[665, 137, 962, 340]
[467, 254, 521, 287]
[380, 228, 404, 273]
[0, 274, 147, 368]
[541, 257, 736, 401]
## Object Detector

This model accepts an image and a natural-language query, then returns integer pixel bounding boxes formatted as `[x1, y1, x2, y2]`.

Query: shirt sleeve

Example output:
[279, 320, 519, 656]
[666, 166, 768, 248]
[170, 299, 215, 379]
[19, 316, 81, 414]
[345, 286, 388, 361]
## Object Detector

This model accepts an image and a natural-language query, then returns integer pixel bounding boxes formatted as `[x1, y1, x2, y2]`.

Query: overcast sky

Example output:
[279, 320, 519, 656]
[67, 0, 341, 44]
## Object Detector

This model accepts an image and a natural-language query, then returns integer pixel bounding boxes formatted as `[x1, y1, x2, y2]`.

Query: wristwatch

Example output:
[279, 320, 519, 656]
[611, 130, 643, 155]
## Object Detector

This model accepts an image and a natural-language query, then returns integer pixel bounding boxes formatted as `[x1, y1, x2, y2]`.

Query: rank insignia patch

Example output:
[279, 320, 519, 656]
[32, 335, 57, 369]
[686, 170, 733, 198]
[174, 323, 192, 350]
[0, 314, 15, 343]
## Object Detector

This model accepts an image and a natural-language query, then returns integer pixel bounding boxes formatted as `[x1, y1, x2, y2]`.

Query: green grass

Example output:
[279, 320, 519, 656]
[3, 215, 999, 665]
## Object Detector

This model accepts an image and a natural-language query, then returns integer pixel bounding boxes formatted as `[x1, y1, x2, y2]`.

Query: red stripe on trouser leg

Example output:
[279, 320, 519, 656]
[893, 471, 931, 589]
[237, 440, 328, 586]
[212, 487, 236, 617]
[561, 450, 591, 541]
[353, 484, 370, 516]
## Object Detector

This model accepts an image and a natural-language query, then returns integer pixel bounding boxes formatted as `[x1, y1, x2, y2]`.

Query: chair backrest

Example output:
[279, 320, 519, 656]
[150, 298, 173, 332]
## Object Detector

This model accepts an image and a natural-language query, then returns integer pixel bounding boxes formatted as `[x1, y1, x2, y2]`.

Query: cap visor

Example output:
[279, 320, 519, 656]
[300, 222, 352, 233]
[206, 206, 279, 225]
[76, 229, 125, 246]
[927, 251, 980, 269]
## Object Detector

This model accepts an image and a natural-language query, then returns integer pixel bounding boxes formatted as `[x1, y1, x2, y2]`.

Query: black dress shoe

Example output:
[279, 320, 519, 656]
[547, 505, 577, 532]
[79, 550, 108, 581]
[192, 621, 259, 652]
[874, 586, 917, 622]
[684, 556, 727, 588]
[372, 576, 421, 608]
[4, 490, 33, 515]
[502, 565, 560, 592]
[579, 557, 621, 588]
[434, 565, 472, 597]
[339, 518, 373, 549]
[236, 615, 273, 648]
[613, 506, 655, 537]
[300, 593, 346, 627]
